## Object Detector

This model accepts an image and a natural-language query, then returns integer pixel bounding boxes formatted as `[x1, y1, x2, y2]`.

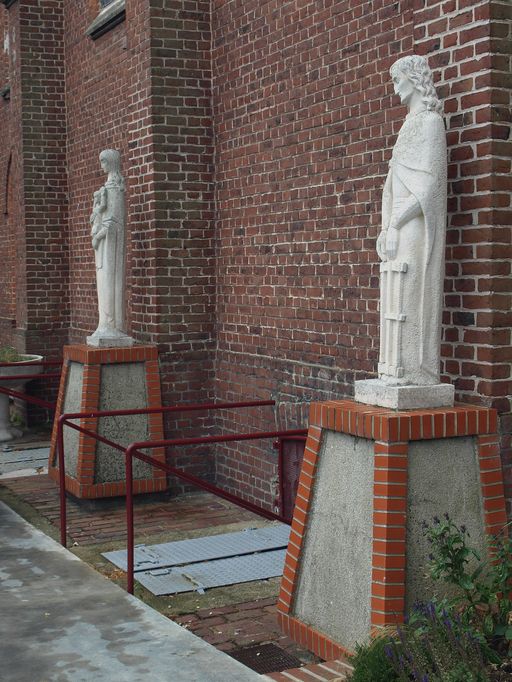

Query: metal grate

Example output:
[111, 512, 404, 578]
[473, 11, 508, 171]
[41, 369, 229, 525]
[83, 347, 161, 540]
[229, 643, 303, 674]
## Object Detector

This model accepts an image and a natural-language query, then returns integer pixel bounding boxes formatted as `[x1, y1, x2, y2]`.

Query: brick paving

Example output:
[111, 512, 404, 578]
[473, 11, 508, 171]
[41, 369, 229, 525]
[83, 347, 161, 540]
[174, 598, 300, 653]
[262, 659, 351, 681]
[0, 474, 259, 546]
[173, 601, 352, 679]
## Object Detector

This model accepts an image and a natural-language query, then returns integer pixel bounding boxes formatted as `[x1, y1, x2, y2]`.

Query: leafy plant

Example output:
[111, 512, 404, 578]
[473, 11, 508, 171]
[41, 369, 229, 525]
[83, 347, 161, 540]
[349, 632, 398, 682]
[385, 601, 491, 681]
[423, 515, 512, 655]
[0, 346, 24, 362]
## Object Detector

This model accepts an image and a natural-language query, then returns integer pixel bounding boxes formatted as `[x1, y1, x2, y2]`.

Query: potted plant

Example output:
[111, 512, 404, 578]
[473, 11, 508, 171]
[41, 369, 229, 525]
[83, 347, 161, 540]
[0, 347, 43, 442]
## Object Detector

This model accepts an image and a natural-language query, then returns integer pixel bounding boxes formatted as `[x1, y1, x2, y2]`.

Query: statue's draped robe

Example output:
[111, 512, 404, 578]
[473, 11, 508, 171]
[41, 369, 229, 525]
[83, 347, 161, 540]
[379, 110, 447, 385]
[93, 180, 126, 337]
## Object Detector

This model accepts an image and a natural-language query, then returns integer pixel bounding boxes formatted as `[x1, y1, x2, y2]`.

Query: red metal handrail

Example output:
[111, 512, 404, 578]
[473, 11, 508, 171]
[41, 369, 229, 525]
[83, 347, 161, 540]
[122, 429, 307, 593]
[56, 399, 307, 594]
[57, 400, 276, 545]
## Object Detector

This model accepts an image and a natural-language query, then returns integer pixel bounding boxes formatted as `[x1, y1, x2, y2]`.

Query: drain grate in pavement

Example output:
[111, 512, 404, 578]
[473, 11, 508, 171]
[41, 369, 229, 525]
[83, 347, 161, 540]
[229, 643, 303, 674]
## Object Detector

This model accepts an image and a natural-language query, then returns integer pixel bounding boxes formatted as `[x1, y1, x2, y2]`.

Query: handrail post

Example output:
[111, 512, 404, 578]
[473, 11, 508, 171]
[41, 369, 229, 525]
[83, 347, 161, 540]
[125, 445, 135, 595]
[57, 415, 67, 547]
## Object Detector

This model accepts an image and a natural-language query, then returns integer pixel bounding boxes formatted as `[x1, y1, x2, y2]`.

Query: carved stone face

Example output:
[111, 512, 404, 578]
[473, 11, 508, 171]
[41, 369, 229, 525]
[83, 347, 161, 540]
[99, 155, 110, 173]
[392, 71, 415, 106]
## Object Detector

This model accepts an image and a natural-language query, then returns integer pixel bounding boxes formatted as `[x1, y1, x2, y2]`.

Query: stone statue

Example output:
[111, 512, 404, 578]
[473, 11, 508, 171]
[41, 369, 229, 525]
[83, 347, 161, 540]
[87, 149, 133, 347]
[355, 55, 454, 409]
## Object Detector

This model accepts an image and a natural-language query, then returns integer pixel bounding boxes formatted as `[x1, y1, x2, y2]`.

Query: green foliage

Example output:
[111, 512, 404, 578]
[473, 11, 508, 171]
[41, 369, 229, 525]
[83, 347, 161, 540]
[0, 346, 24, 363]
[349, 633, 398, 682]
[349, 516, 511, 682]
[385, 602, 491, 681]
[423, 515, 512, 654]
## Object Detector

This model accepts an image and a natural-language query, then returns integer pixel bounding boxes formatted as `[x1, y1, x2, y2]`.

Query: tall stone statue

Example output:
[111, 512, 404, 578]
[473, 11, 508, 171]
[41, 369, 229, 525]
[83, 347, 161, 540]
[87, 149, 133, 347]
[355, 55, 454, 409]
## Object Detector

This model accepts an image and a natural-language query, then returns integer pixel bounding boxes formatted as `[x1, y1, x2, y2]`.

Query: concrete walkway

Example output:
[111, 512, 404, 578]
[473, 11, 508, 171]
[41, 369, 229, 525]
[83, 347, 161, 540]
[0, 502, 263, 681]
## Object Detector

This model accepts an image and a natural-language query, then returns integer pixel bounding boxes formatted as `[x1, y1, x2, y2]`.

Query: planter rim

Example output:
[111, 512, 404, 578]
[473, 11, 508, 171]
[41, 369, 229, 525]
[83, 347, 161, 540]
[0, 354, 43, 363]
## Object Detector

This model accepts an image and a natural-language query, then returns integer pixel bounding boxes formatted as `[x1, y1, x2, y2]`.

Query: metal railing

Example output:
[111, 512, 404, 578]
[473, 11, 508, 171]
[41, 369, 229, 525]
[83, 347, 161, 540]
[56, 399, 307, 592]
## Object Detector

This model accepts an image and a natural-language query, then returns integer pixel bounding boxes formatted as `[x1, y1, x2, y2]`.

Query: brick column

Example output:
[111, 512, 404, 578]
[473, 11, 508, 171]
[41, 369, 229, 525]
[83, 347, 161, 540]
[371, 441, 408, 628]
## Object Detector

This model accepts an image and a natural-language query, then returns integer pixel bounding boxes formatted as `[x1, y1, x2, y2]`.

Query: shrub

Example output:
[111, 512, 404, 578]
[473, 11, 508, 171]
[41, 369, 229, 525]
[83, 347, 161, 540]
[385, 601, 492, 681]
[423, 514, 512, 657]
[349, 633, 398, 682]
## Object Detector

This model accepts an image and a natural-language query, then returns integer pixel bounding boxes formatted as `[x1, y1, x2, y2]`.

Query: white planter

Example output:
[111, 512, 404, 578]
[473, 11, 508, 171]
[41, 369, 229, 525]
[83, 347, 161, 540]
[0, 355, 43, 442]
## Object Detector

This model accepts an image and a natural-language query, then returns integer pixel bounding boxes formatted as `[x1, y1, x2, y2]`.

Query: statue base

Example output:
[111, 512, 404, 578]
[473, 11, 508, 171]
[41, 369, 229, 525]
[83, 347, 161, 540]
[86, 333, 134, 348]
[48, 344, 166, 499]
[277, 399, 505, 659]
[354, 378, 454, 410]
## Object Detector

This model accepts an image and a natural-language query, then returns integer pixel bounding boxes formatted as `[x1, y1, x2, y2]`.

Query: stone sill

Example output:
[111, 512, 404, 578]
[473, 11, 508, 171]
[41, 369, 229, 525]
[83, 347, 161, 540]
[86, 0, 125, 41]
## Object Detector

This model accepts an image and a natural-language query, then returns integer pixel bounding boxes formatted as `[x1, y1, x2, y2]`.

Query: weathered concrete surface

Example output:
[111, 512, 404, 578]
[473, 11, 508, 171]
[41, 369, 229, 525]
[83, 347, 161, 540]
[0, 502, 263, 681]
[59, 360, 83, 476]
[406, 436, 487, 611]
[293, 431, 374, 648]
[95, 361, 151, 482]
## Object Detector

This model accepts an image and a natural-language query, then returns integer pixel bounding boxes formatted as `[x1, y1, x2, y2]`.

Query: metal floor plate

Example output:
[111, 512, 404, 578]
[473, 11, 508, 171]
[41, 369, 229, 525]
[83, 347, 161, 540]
[102, 524, 290, 572]
[0, 446, 49, 475]
[136, 549, 287, 595]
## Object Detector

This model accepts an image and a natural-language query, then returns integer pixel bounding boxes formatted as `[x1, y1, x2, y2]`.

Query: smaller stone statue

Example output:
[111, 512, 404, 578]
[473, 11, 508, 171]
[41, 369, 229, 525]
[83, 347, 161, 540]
[87, 149, 133, 347]
[355, 55, 454, 409]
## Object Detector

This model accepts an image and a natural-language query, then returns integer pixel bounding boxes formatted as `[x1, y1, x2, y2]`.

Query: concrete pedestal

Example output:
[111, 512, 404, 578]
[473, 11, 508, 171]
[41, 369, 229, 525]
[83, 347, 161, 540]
[48, 345, 166, 499]
[277, 399, 507, 660]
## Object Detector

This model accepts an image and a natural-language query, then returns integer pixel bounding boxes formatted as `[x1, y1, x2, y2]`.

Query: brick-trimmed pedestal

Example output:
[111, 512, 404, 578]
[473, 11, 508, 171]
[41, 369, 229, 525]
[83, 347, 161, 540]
[277, 399, 507, 659]
[48, 345, 167, 499]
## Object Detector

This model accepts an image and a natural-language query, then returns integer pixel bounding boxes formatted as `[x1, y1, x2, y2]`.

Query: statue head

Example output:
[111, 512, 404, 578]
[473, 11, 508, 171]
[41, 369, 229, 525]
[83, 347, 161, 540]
[390, 55, 443, 115]
[99, 149, 125, 188]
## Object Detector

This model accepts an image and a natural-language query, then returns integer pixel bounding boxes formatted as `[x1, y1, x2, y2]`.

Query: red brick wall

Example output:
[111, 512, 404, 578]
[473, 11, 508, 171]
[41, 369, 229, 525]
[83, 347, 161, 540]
[211, 0, 415, 504]
[125, 0, 216, 406]
[17, 0, 69, 358]
[412, 0, 512, 515]
[211, 0, 512, 513]
[123, 0, 216, 489]
[0, 1, 69, 358]
[0, 3, 25, 348]
[64, 0, 130, 342]
[1, 0, 511, 513]
[0, 7, 14, 342]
